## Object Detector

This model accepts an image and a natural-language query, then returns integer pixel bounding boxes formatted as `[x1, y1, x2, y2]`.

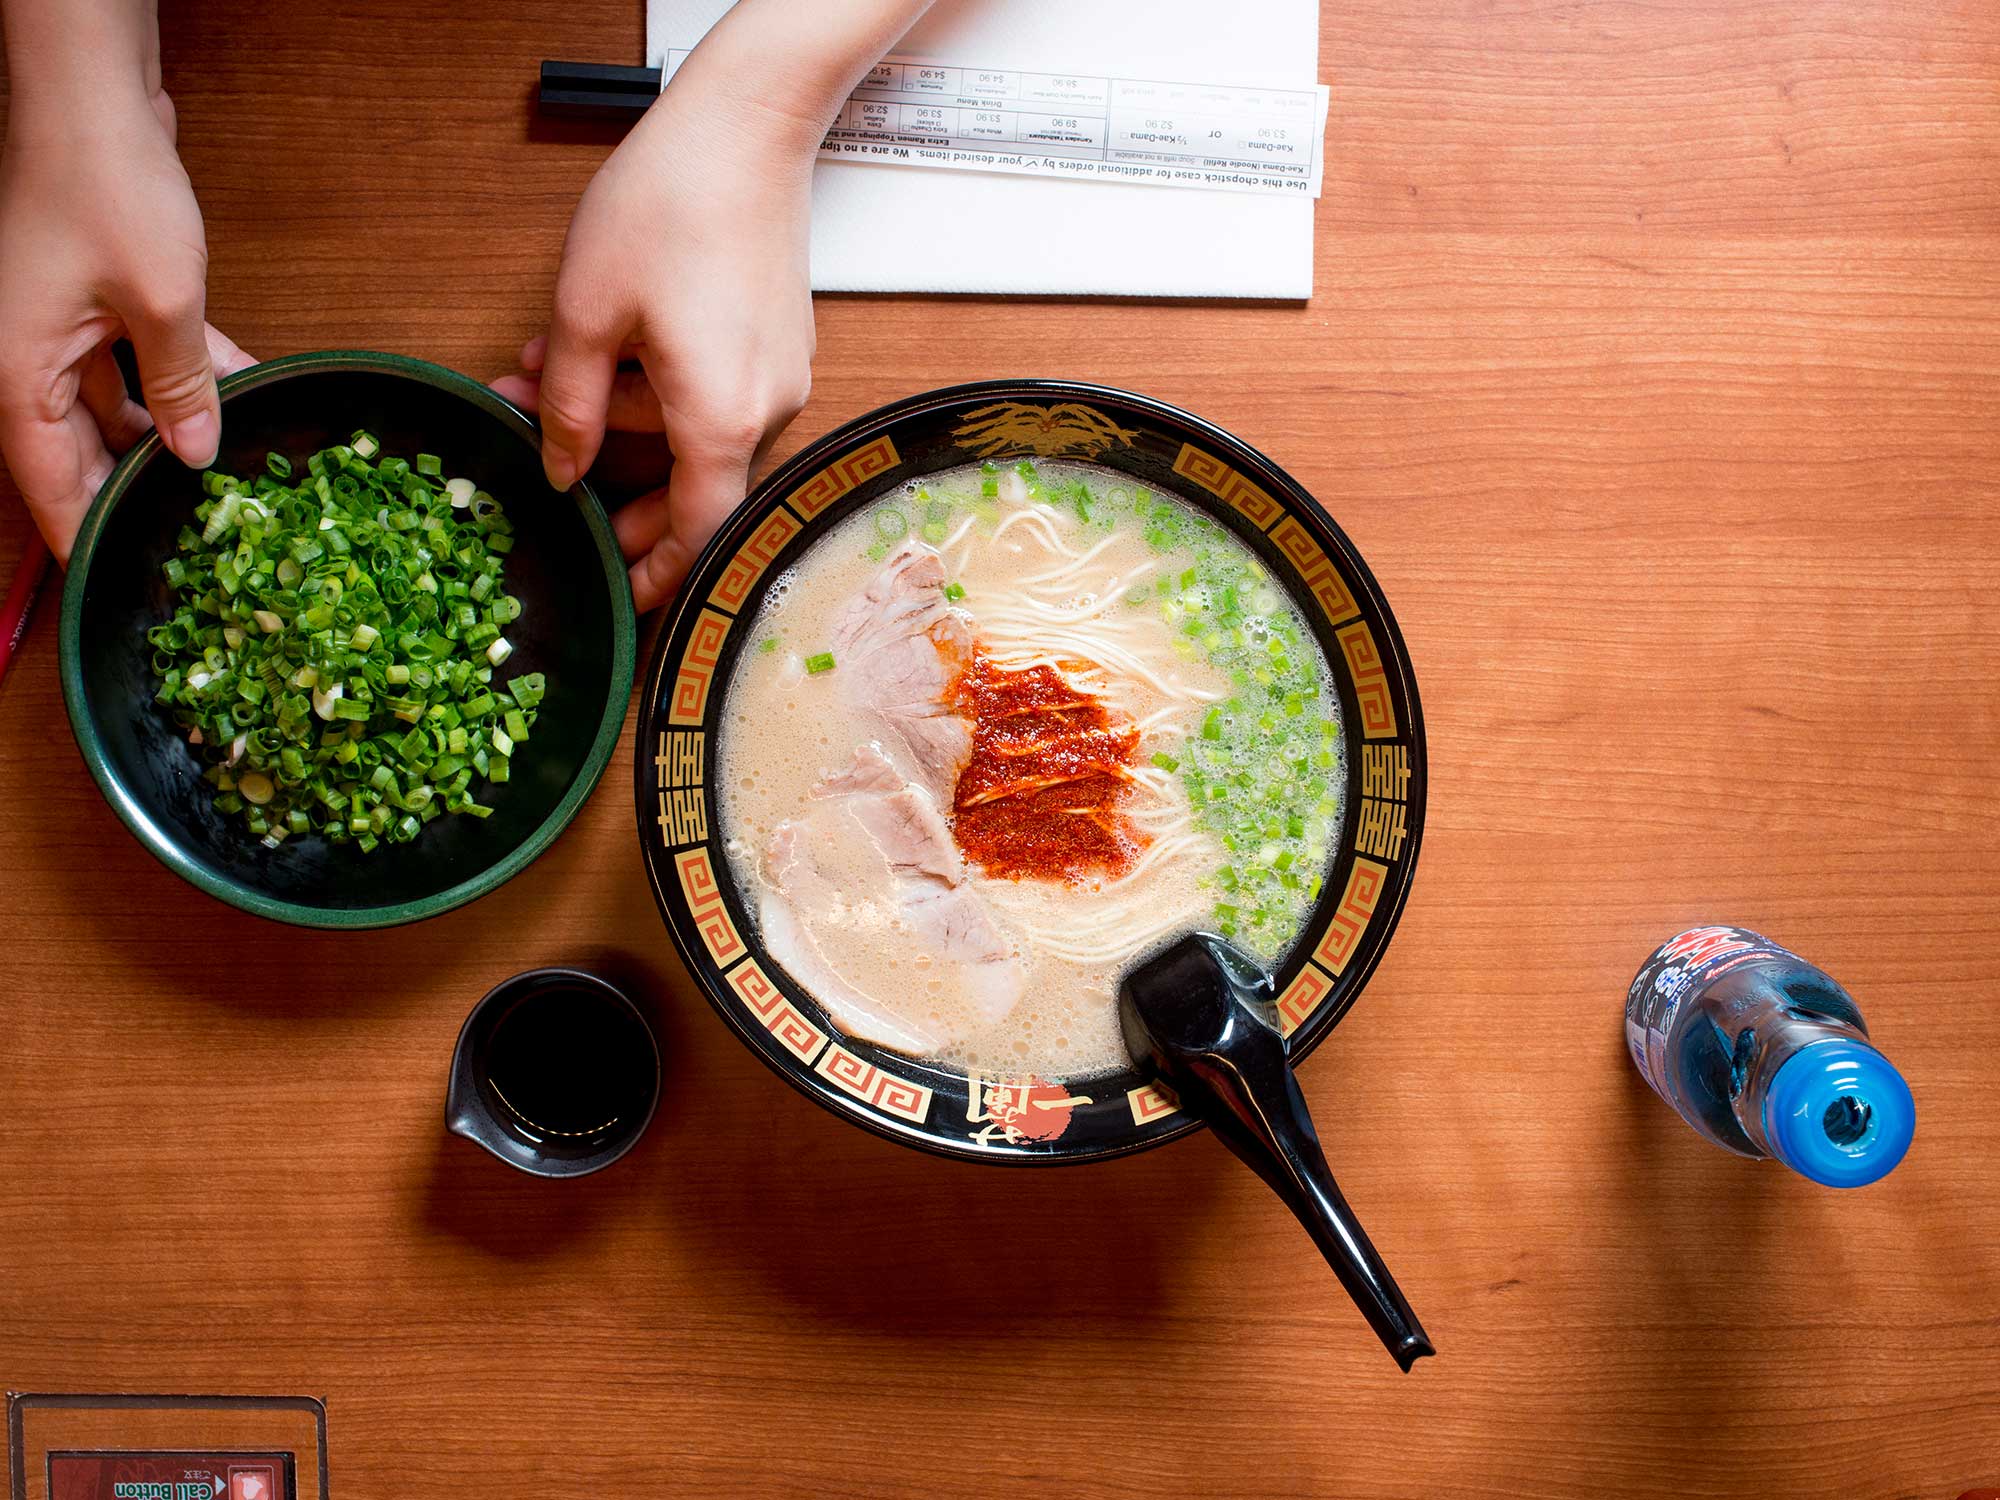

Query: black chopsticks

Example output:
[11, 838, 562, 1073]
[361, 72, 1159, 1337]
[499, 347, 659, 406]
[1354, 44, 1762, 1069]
[538, 61, 660, 118]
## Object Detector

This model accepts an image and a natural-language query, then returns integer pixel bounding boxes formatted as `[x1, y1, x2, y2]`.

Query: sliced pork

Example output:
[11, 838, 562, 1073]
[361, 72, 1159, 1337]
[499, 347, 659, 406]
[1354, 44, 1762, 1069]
[819, 744, 962, 885]
[761, 816, 947, 1057]
[760, 742, 1023, 1056]
[829, 541, 973, 800]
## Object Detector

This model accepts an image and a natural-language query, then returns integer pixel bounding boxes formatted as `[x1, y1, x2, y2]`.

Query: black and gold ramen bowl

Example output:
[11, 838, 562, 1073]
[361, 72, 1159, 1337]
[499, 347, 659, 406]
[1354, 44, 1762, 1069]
[635, 382, 1423, 1163]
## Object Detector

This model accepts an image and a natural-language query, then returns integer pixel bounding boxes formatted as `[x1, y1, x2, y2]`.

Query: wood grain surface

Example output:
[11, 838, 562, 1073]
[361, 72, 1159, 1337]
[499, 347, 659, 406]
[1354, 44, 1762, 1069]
[3, 3, 1997, 1497]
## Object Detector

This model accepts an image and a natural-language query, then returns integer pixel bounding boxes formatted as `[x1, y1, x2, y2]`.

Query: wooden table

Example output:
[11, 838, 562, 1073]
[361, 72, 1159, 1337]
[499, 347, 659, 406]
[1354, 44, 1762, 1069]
[3, 3, 1996, 1495]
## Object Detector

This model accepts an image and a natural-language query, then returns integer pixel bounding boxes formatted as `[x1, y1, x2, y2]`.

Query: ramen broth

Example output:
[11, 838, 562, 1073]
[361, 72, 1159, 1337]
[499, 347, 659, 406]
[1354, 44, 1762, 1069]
[718, 459, 1343, 1078]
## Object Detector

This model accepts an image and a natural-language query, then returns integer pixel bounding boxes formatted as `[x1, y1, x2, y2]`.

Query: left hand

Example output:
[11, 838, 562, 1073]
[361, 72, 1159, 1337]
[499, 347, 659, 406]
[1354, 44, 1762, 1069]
[493, 82, 819, 613]
[0, 81, 255, 561]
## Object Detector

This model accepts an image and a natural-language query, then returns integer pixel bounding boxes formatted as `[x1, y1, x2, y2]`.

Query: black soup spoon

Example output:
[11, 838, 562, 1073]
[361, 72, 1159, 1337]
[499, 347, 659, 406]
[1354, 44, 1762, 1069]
[1119, 932, 1435, 1371]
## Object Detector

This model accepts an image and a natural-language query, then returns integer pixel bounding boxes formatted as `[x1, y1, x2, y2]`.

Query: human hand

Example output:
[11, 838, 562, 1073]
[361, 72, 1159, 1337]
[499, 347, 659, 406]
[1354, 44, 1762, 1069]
[493, 81, 818, 613]
[0, 87, 253, 561]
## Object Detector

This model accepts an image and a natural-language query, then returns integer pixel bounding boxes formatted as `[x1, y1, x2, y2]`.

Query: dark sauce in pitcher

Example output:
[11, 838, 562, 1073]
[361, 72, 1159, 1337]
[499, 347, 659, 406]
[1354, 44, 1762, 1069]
[481, 981, 657, 1143]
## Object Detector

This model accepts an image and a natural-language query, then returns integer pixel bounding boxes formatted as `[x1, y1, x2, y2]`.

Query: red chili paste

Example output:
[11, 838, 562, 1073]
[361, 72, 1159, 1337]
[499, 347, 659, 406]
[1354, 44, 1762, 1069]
[948, 648, 1146, 882]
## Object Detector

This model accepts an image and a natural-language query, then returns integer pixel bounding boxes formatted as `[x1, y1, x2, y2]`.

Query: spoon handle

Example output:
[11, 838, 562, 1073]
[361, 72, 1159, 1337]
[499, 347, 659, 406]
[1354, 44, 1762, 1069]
[1202, 1055, 1435, 1371]
[1117, 933, 1433, 1369]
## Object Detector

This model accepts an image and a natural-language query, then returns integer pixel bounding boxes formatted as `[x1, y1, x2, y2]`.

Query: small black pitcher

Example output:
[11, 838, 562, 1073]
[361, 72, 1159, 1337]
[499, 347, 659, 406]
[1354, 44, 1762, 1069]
[446, 967, 662, 1178]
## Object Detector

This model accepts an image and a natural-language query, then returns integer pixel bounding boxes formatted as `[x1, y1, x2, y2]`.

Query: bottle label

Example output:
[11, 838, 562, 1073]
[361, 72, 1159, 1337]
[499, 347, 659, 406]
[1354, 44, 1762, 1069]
[1625, 926, 1797, 1097]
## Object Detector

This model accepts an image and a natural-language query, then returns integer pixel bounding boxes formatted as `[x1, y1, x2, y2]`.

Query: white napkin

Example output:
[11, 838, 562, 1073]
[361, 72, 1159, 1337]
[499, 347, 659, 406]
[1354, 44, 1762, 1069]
[645, 0, 1320, 299]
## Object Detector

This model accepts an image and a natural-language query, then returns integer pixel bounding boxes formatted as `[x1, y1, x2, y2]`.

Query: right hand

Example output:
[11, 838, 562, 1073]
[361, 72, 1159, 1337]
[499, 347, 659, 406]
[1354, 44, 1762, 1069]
[0, 86, 252, 562]
[490, 80, 819, 614]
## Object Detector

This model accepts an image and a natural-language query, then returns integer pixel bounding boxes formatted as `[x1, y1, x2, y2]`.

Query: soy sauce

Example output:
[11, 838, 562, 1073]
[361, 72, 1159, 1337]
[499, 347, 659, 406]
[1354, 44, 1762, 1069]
[480, 981, 657, 1145]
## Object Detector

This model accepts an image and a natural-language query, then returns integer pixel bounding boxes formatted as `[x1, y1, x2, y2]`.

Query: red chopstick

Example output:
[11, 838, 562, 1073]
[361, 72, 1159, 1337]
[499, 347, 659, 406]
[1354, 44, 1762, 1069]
[0, 531, 52, 689]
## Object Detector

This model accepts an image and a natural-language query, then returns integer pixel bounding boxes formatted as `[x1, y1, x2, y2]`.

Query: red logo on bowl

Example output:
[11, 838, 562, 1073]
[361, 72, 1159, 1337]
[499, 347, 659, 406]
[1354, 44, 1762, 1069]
[970, 1076, 1091, 1145]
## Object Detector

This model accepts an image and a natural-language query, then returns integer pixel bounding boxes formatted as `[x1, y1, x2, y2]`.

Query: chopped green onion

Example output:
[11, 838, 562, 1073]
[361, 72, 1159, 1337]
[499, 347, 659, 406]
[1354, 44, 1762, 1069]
[805, 651, 836, 675]
[943, 581, 966, 601]
[1150, 751, 1179, 772]
[148, 440, 538, 851]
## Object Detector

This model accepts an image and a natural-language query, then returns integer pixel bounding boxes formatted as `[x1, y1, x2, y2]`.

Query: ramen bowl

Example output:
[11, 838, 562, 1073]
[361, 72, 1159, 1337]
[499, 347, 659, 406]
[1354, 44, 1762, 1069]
[634, 381, 1423, 1162]
[61, 350, 637, 929]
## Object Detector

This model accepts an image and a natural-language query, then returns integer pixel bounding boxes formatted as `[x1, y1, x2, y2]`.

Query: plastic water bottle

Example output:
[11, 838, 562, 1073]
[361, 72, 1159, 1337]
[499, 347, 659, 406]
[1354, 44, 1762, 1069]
[1626, 926, 1914, 1188]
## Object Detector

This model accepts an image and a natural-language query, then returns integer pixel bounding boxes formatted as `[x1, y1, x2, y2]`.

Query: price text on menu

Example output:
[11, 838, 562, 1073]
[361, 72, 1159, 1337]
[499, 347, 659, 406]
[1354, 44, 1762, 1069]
[661, 50, 1329, 198]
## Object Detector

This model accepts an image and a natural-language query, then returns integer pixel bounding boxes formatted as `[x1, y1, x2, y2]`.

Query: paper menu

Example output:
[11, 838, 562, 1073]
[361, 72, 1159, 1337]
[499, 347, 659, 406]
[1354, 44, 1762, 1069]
[644, 0, 1322, 298]
[661, 46, 1330, 198]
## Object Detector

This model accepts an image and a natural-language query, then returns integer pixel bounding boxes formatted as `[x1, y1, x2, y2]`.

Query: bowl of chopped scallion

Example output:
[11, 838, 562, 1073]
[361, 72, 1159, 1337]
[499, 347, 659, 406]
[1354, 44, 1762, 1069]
[59, 350, 637, 928]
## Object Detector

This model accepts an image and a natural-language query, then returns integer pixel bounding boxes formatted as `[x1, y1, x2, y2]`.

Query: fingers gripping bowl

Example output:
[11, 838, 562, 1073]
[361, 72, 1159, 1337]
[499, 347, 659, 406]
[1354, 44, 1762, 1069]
[60, 351, 637, 928]
[636, 382, 1424, 1162]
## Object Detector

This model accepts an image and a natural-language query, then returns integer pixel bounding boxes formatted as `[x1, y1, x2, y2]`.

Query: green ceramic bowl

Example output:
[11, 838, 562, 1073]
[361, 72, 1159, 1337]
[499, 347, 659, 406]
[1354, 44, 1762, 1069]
[59, 351, 637, 929]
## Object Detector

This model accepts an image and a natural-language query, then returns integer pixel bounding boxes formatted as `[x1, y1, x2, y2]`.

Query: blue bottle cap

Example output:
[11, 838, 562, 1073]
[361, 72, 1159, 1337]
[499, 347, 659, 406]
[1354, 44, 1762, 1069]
[1763, 1038, 1914, 1188]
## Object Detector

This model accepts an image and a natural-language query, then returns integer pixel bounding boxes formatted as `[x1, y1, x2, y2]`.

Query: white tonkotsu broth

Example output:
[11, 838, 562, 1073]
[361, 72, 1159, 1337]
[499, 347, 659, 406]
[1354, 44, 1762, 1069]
[718, 459, 1342, 1079]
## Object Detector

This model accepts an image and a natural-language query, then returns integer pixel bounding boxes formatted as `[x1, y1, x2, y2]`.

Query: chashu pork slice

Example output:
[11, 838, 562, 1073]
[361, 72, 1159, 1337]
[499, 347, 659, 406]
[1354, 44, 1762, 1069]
[760, 744, 1023, 1056]
[830, 540, 972, 801]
